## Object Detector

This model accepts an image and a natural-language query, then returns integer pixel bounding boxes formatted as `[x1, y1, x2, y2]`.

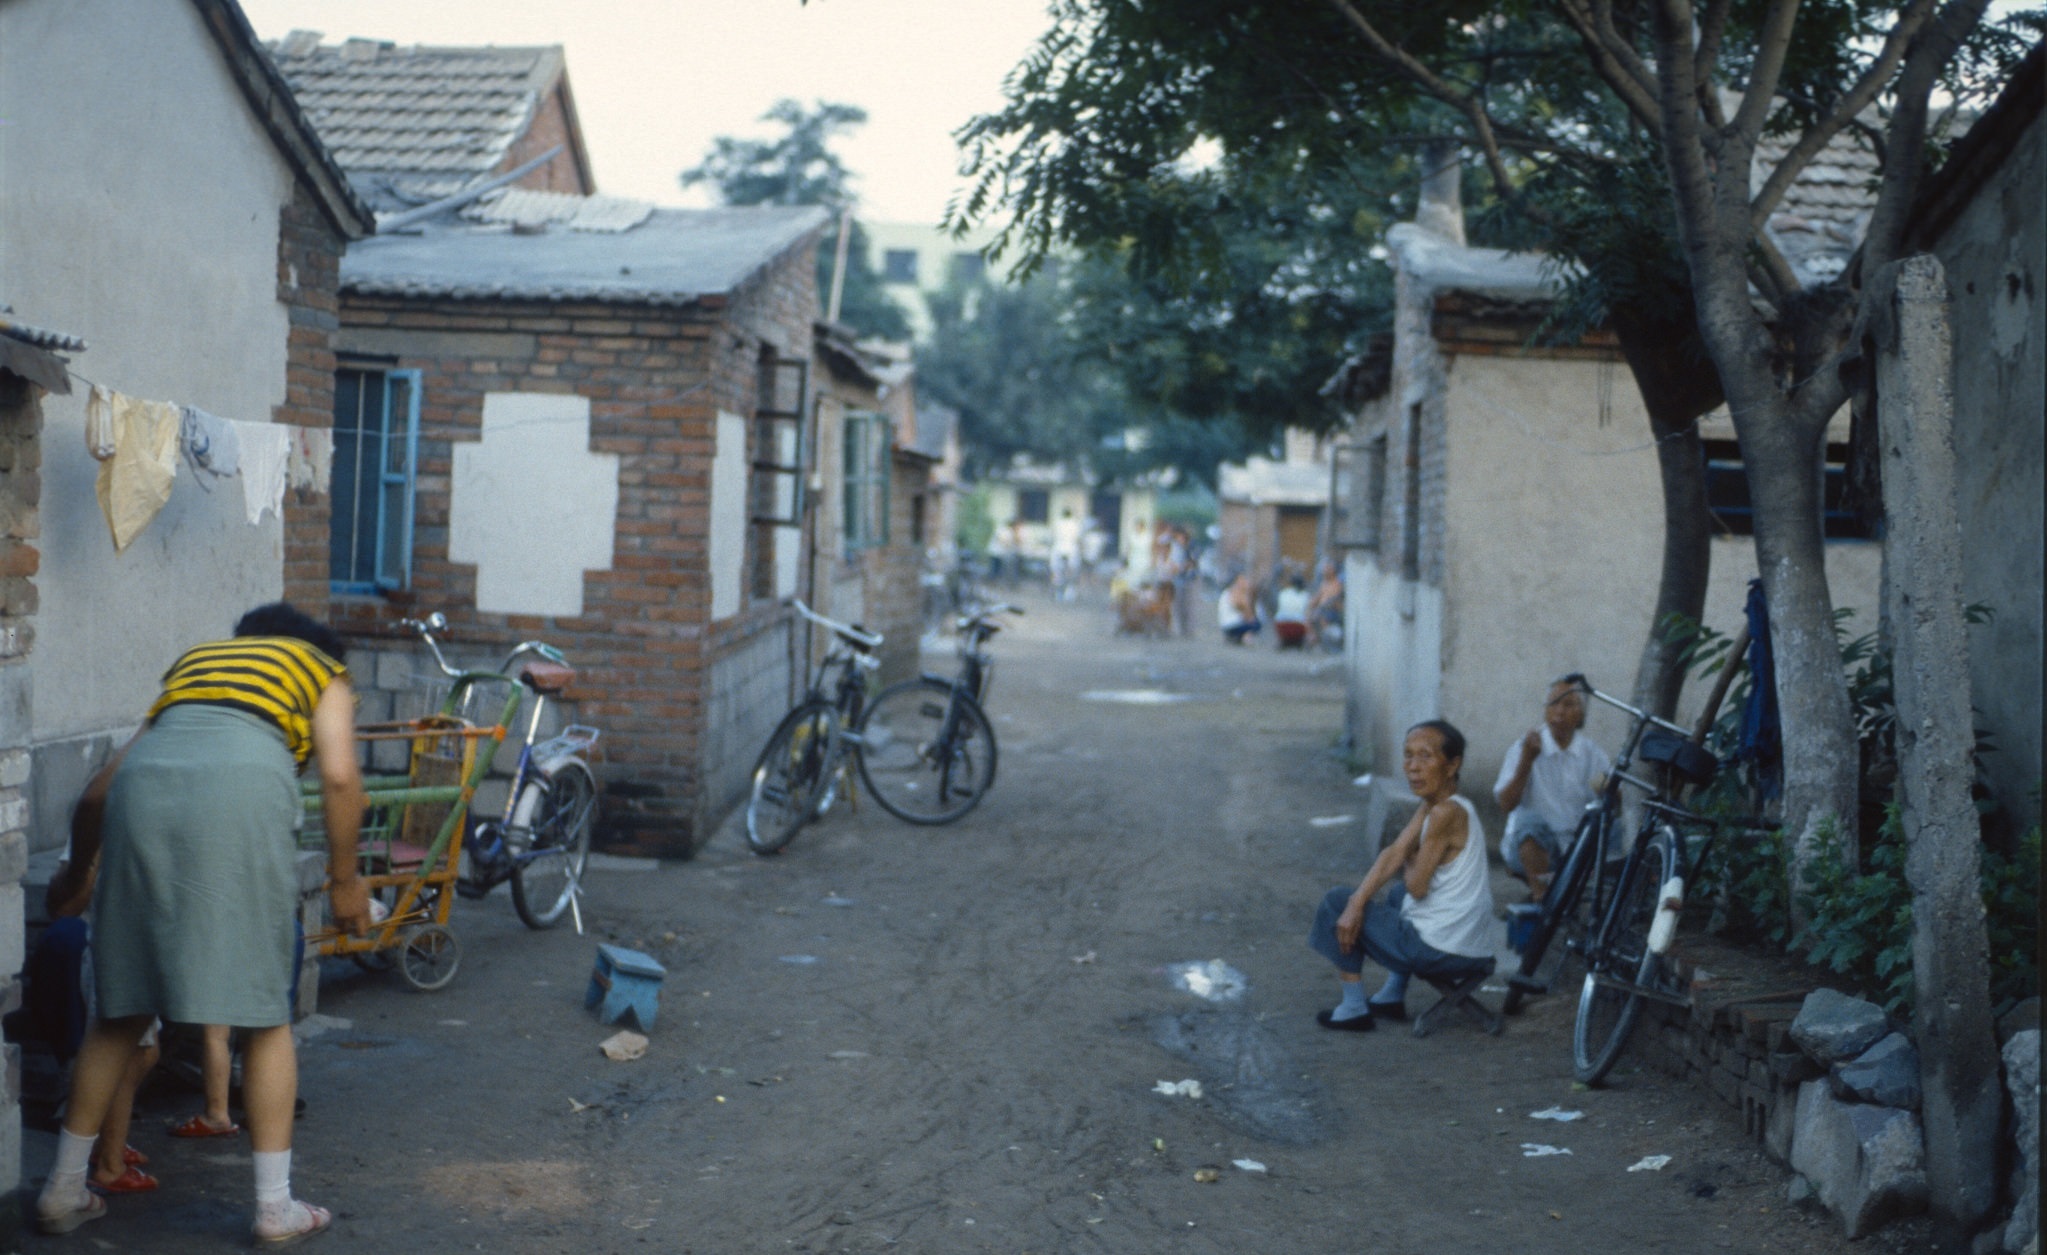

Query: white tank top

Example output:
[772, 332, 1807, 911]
[1399, 795, 1496, 959]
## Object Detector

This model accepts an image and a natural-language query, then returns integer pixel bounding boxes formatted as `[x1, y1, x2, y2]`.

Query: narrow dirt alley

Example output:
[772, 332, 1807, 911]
[26, 590, 1913, 1254]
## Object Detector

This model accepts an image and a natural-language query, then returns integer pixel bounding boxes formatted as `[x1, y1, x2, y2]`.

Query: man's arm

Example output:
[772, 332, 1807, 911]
[1494, 729, 1542, 813]
[1402, 799, 1467, 899]
[1335, 806, 1426, 951]
[310, 681, 371, 937]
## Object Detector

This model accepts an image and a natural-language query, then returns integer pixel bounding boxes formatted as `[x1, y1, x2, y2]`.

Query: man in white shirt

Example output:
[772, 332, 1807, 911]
[1492, 675, 1607, 900]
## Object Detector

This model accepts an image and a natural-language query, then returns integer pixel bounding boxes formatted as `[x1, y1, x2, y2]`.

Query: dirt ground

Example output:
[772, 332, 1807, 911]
[21, 587, 1941, 1253]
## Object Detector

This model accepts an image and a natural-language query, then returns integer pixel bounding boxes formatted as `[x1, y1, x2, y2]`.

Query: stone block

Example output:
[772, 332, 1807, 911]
[0, 663, 28, 747]
[1831, 1032, 1922, 1110]
[2005, 1030, 2039, 1255]
[0, 828, 25, 885]
[1767, 1084, 1798, 1162]
[0, 883, 23, 976]
[1790, 988, 1891, 1064]
[1999, 997, 2041, 1045]
[1771, 1047, 1825, 1085]
[0, 748, 28, 788]
[1789, 1080, 1929, 1238]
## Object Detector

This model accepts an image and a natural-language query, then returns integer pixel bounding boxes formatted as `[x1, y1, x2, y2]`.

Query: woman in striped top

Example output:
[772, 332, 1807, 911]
[38, 603, 370, 1246]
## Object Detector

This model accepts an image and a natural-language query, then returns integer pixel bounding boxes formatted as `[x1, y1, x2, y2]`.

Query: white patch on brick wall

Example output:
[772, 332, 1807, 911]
[710, 411, 748, 621]
[774, 525, 801, 597]
[450, 393, 618, 617]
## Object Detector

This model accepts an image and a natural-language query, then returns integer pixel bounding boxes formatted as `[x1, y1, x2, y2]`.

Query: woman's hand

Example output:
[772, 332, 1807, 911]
[328, 876, 371, 937]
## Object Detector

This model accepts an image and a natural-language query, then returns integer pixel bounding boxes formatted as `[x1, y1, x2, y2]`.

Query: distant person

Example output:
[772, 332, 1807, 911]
[1308, 558, 1344, 648]
[1307, 720, 1495, 1029]
[1273, 574, 1311, 649]
[1051, 509, 1083, 600]
[1493, 674, 1606, 902]
[36, 603, 370, 1244]
[1168, 525, 1198, 636]
[1218, 572, 1261, 644]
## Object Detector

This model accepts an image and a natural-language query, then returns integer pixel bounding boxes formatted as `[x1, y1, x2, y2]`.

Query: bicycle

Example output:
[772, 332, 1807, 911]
[406, 613, 601, 932]
[743, 600, 884, 855]
[1499, 673, 1764, 1084]
[856, 601, 1016, 825]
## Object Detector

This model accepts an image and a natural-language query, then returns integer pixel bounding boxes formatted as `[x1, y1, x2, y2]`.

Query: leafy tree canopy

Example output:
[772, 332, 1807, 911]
[682, 99, 911, 342]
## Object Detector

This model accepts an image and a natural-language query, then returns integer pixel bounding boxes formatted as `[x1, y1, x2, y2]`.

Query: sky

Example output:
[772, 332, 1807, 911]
[235, 0, 1057, 225]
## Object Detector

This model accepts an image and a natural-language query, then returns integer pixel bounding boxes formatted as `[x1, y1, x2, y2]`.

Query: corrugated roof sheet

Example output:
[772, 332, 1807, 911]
[342, 205, 830, 305]
[462, 188, 653, 233]
[267, 34, 563, 209]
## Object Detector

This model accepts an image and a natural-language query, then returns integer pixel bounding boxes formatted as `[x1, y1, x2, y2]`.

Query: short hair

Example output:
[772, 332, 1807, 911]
[1407, 718, 1467, 765]
[233, 601, 348, 663]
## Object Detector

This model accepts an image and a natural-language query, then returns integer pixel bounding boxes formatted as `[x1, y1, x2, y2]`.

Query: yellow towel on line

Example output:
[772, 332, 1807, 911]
[95, 392, 182, 552]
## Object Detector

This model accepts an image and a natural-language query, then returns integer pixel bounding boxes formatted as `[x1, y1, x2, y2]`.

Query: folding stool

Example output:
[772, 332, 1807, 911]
[1411, 959, 1505, 1038]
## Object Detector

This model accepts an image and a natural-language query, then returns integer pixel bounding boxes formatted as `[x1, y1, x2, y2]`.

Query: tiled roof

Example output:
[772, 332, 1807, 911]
[342, 205, 831, 306]
[267, 32, 566, 208]
[1755, 126, 1882, 283]
[461, 188, 652, 234]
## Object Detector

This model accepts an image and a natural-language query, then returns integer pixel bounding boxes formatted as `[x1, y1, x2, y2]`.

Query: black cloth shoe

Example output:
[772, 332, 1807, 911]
[1366, 999, 1408, 1023]
[1315, 1009, 1377, 1032]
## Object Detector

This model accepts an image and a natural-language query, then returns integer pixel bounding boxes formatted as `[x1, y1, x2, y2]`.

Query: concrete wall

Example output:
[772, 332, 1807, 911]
[1932, 107, 2044, 836]
[0, 0, 306, 848]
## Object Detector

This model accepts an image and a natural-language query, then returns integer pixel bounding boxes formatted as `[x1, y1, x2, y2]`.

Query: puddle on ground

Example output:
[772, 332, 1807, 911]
[1152, 1010, 1332, 1146]
[1167, 959, 1248, 1002]
[1080, 690, 1202, 705]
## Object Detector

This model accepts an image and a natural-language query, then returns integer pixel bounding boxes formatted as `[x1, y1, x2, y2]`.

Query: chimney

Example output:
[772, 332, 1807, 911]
[1415, 141, 1465, 246]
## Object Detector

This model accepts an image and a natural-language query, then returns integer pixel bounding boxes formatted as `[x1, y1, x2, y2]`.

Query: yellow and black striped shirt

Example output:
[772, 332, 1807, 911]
[146, 637, 348, 766]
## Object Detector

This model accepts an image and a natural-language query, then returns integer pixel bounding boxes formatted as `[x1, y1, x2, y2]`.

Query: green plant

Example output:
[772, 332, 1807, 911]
[1982, 823, 2042, 1009]
[956, 487, 995, 556]
[1792, 808, 1915, 1012]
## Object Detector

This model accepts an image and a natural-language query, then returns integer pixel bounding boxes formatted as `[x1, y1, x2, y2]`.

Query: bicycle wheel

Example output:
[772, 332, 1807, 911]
[1572, 828, 1674, 1084]
[398, 923, 461, 992]
[856, 678, 997, 825]
[745, 701, 840, 855]
[512, 762, 597, 929]
[1502, 811, 1606, 1014]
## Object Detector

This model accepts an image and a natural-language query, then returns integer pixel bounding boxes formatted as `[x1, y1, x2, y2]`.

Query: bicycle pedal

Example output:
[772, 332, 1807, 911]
[454, 879, 492, 901]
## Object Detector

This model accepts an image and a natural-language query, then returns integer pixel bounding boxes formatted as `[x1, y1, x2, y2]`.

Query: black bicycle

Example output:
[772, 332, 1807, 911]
[1500, 675, 1760, 1083]
[855, 602, 1017, 824]
[743, 601, 883, 855]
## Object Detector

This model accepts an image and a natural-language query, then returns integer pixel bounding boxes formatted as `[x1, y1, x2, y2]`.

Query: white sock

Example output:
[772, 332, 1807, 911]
[253, 1149, 292, 1206]
[40, 1128, 96, 1208]
[1331, 981, 1371, 1020]
[1374, 972, 1410, 1004]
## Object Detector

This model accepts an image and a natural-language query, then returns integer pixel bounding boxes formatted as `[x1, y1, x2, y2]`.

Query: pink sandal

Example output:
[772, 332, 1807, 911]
[36, 1190, 107, 1235]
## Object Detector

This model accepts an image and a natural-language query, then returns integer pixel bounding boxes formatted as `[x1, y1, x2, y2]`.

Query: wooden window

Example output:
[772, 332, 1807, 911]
[843, 411, 890, 551]
[753, 356, 809, 600]
[330, 365, 420, 593]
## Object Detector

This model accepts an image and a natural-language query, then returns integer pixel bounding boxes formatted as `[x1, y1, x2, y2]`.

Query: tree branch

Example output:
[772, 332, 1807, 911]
[1319, 0, 1520, 199]
[1730, 0, 1803, 144]
[1749, 0, 1940, 228]
[1694, 0, 1731, 136]
[1857, 0, 1992, 280]
[1550, 0, 1666, 135]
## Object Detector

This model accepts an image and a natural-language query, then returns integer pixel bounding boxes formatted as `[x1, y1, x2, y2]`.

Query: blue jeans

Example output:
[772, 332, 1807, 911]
[1308, 885, 1490, 980]
[1500, 820, 1572, 879]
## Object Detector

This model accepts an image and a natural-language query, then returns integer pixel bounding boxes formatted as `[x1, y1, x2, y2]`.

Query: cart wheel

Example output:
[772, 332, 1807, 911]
[398, 924, 461, 992]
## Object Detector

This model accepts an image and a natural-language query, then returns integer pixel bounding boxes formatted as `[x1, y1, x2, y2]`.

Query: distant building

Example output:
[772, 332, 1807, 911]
[1216, 428, 1335, 584]
[863, 219, 1005, 342]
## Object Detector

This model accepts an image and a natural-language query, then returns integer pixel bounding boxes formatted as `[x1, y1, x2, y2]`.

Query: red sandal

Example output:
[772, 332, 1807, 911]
[91, 1166, 158, 1194]
[168, 1115, 239, 1138]
[122, 1144, 148, 1167]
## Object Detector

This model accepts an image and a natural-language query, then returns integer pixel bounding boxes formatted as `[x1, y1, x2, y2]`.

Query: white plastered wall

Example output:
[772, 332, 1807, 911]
[709, 412, 748, 620]
[1437, 354, 1879, 812]
[448, 393, 618, 617]
[0, 0, 297, 744]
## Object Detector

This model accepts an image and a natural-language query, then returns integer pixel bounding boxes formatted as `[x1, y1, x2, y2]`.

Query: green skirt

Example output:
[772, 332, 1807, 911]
[93, 704, 300, 1027]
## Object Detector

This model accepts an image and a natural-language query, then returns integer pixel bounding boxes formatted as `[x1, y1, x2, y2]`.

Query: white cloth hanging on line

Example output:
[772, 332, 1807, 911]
[238, 422, 291, 525]
[180, 406, 242, 487]
[286, 425, 332, 492]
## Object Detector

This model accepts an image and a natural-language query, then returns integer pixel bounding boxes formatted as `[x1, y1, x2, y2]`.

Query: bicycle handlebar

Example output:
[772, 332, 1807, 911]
[1562, 673, 1692, 740]
[400, 614, 567, 680]
[790, 599, 883, 650]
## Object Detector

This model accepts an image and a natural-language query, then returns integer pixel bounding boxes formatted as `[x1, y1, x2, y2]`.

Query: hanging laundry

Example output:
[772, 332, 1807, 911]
[94, 393, 181, 552]
[180, 406, 242, 488]
[84, 385, 117, 461]
[286, 425, 333, 493]
[238, 422, 290, 525]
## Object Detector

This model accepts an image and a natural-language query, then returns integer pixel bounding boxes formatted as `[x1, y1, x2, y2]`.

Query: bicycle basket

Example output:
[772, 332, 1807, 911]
[1639, 727, 1718, 786]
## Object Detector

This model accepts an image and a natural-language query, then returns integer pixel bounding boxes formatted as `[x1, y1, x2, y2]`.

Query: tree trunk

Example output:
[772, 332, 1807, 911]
[1610, 307, 1723, 719]
[1732, 391, 1861, 888]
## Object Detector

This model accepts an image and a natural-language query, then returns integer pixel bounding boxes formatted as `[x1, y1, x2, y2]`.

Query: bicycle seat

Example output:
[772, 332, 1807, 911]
[518, 659, 577, 695]
[1639, 727, 1717, 786]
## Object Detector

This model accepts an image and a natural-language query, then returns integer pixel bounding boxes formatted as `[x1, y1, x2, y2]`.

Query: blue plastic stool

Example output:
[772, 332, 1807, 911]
[586, 944, 667, 1032]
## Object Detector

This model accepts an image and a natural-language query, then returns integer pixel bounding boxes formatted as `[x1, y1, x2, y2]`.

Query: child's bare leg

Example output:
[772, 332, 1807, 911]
[92, 1038, 159, 1184]
[201, 1024, 233, 1128]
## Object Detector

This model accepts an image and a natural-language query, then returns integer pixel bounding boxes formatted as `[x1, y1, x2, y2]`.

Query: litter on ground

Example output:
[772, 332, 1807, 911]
[1233, 1159, 1267, 1173]
[1520, 1144, 1573, 1158]
[777, 955, 820, 965]
[1627, 1155, 1674, 1172]
[1072, 950, 1098, 964]
[1154, 1079, 1204, 1099]
[1167, 959, 1248, 1002]
[1308, 815, 1354, 827]
[599, 1031, 648, 1062]
[1193, 1168, 1221, 1183]
[1530, 1107, 1585, 1122]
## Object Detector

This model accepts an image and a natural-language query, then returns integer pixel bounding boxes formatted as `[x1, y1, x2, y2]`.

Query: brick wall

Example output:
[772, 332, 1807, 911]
[499, 82, 591, 196]
[274, 181, 347, 618]
[0, 370, 42, 1229]
[319, 231, 824, 857]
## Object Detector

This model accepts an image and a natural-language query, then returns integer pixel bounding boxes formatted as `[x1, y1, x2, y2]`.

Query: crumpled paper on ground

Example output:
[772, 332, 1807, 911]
[94, 392, 181, 551]
[600, 1030, 649, 1061]
[1154, 1079, 1203, 1098]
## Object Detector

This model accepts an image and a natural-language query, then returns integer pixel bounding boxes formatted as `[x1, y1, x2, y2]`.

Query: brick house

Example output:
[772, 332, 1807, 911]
[298, 196, 833, 858]
[1216, 427, 1336, 586]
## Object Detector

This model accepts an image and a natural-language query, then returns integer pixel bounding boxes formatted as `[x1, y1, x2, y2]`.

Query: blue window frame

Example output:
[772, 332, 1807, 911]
[329, 366, 421, 592]
[1703, 439, 1874, 541]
